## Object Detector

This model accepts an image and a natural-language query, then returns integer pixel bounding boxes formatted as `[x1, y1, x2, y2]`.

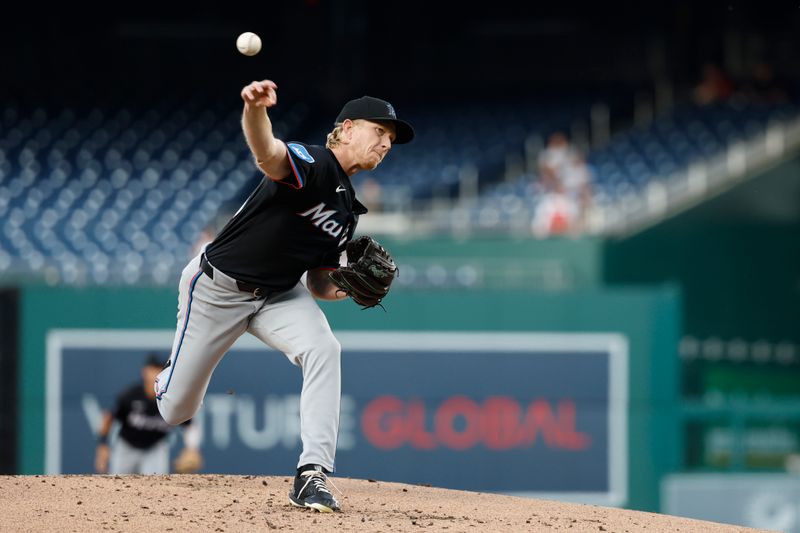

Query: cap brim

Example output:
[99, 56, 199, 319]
[391, 119, 415, 144]
[364, 117, 415, 144]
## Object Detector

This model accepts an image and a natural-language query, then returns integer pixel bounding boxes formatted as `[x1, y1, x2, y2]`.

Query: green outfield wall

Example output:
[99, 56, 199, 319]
[378, 235, 605, 290]
[603, 153, 800, 471]
[604, 153, 800, 345]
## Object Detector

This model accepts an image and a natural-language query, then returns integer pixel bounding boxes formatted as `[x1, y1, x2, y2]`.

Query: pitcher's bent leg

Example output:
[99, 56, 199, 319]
[156, 259, 251, 426]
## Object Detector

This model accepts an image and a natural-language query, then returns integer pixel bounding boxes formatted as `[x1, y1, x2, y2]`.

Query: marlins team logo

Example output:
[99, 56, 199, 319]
[288, 143, 315, 163]
[298, 201, 348, 243]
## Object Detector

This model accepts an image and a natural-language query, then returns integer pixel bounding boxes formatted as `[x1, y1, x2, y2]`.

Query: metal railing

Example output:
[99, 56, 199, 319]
[585, 114, 800, 238]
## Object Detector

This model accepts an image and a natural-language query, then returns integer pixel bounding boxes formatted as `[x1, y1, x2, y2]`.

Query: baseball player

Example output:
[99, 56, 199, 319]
[154, 78, 413, 513]
[95, 353, 202, 475]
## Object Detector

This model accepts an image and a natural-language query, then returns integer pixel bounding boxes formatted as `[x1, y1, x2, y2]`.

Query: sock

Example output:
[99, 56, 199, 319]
[297, 464, 328, 476]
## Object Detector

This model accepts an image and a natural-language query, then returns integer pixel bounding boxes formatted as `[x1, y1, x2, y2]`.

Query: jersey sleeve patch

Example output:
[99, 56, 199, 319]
[278, 143, 307, 189]
[288, 143, 315, 163]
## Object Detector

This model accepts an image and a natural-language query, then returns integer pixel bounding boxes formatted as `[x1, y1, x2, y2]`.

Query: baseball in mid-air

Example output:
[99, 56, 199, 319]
[236, 32, 262, 56]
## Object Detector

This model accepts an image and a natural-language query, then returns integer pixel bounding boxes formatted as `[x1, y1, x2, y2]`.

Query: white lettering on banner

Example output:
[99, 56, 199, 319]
[237, 395, 284, 449]
[80, 394, 104, 436]
[298, 202, 343, 238]
[235, 394, 301, 449]
[200, 394, 356, 451]
[337, 396, 356, 449]
[206, 395, 236, 448]
[282, 395, 302, 449]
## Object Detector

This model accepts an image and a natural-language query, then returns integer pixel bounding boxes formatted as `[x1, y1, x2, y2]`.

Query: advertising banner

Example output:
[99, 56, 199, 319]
[47, 330, 627, 505]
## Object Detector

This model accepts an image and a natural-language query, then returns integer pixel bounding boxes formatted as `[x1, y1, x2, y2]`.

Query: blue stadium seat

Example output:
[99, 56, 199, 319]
[1, 97, 797, 283]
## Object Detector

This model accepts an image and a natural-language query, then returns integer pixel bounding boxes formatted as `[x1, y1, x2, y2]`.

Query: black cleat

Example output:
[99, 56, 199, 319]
[288, 468, 341, 513]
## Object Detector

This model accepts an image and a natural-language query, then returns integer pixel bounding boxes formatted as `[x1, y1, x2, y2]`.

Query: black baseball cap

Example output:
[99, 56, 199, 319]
[143, 352, 167, 368]
[335, 96, 415, 144]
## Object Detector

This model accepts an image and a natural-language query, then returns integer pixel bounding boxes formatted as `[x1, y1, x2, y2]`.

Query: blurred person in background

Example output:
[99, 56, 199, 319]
[537, 131, 577, 193]
[692, 62, 735, 106]
[561, 153, 594, 229]
[533, 132, 593, 237]
[94, 353, 202, 475]
[357, 176, 384, 212]
[189, 223, 218, 259]
[737, 61, 790, 104]
[531, 180, 580, 238]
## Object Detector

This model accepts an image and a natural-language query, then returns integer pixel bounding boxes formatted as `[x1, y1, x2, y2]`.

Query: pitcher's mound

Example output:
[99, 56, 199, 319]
[0, 474, 773, 532]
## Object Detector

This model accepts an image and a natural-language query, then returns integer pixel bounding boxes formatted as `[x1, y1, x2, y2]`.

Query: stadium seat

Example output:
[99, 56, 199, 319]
[0, 97, 796, 283]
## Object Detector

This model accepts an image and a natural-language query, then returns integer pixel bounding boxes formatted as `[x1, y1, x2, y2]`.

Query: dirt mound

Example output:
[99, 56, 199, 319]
[0, 474, 772, 532]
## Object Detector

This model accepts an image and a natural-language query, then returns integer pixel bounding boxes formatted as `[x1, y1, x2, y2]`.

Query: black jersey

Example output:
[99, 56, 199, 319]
[113, 384, 175, 449]
[205, 142, 368, 292]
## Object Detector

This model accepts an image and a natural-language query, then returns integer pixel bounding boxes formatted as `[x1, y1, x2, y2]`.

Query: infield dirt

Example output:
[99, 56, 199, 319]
[0, 474, 775, 532]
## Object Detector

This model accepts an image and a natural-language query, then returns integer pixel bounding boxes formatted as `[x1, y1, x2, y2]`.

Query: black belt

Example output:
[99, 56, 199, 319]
[200, 254, 268, 299]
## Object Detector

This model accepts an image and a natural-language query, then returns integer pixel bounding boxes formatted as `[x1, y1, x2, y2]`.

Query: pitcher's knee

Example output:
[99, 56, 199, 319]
[301, 335, 341, 369]
[157, 396, 195, 426]
[314, 335, 341, 363]
[321, 336, 341, 357]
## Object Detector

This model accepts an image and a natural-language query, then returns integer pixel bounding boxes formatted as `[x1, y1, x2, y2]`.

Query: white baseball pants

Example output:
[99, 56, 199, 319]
[109, 438, 170, 475]
[155, 254, 342, 472]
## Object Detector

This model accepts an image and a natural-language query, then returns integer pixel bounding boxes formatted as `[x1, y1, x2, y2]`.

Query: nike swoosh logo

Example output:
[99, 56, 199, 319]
[336, 186, 346, 193]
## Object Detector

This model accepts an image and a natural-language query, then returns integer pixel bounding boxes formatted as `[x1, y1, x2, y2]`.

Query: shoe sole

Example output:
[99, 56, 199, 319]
[288, 495, 338, 513]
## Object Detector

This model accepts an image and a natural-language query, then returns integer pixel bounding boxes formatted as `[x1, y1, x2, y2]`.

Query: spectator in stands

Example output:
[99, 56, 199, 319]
[737, 61, 790, 104]
[531, 180, 579, 238]
[532, 132, 593, 237]
[692, 62, 735, 106]
[357, 177, 383, 212]
[189, 224, 217, 259]
[537, 131, 577, 193]
[561, 153, 593, 227]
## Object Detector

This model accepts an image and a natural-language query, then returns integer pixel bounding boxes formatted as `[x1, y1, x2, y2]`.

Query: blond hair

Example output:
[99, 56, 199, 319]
[326, 122, 345, 149]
